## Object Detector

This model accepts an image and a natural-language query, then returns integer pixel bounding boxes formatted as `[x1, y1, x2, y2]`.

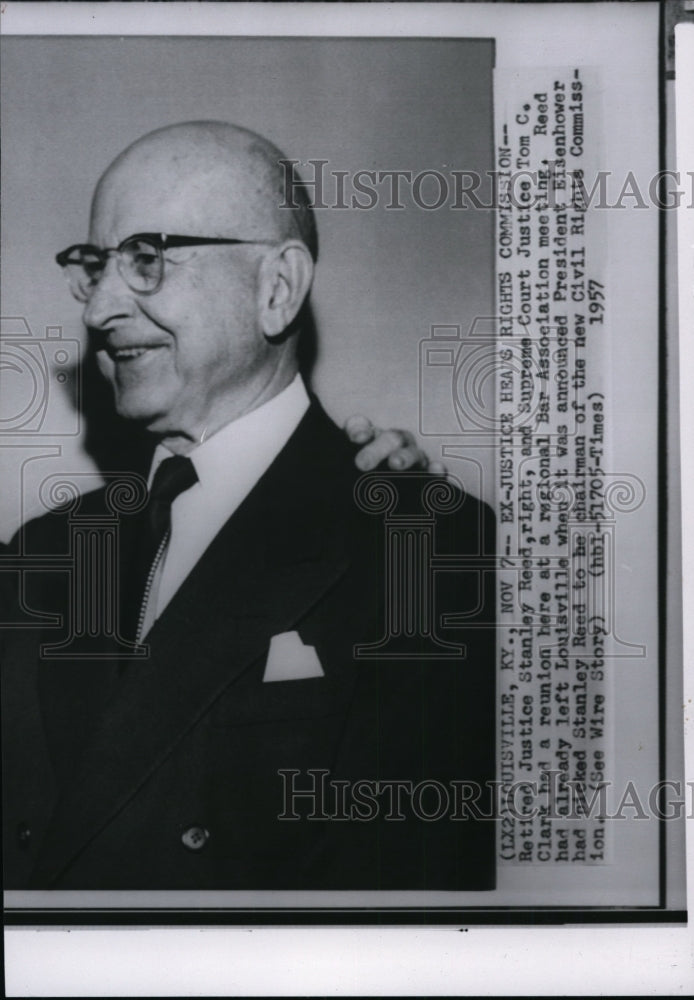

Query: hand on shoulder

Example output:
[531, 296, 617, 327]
[344, 414, 448, 477]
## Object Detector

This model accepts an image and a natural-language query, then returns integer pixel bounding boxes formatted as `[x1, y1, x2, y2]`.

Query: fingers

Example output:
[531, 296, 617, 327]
[345, 416, 450, 476]
[355, 428, 420, 472]
[385, 443, 430, 471]
[427, 460, 448, 477]
[343, 414, 376, 446]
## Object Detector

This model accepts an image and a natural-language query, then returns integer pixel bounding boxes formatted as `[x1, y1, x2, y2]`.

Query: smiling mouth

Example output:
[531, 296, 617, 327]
[106, 345, 164, 361]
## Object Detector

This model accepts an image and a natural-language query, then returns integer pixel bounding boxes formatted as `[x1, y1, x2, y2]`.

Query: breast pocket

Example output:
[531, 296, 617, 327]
[206, 652, 353, 729]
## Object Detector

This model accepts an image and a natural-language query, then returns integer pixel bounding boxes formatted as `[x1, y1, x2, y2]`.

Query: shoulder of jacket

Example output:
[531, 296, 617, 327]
[10, 485, 112, 552]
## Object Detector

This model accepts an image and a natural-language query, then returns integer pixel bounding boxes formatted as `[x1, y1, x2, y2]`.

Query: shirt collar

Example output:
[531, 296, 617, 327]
[148, 374, 310, 491]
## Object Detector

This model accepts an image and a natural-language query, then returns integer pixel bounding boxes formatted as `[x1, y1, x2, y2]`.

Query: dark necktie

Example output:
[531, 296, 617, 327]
[120, 454, 198, 646]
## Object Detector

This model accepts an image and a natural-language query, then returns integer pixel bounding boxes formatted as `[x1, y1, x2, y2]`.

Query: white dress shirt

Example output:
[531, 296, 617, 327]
[139, 373, 310, 639]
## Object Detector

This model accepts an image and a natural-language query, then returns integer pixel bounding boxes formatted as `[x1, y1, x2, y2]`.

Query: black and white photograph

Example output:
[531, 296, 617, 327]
[1, 1, 692, 995]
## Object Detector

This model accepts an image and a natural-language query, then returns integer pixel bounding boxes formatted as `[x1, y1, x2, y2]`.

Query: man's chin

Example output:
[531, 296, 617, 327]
[113, 394, 168, 429]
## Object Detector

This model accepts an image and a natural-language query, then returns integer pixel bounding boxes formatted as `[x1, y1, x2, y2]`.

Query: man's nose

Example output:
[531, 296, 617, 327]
[82, 256, 135, 330]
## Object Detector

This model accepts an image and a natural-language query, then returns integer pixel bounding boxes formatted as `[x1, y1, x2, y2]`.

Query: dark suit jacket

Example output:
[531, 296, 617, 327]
[2, 400, 496, 890]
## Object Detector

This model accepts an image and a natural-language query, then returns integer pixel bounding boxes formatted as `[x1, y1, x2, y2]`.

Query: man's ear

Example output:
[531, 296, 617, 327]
[258, 240, 314, 340]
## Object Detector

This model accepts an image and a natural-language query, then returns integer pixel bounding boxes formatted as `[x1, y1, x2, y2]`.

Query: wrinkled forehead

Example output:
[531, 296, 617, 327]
[88, 142, 284, 246]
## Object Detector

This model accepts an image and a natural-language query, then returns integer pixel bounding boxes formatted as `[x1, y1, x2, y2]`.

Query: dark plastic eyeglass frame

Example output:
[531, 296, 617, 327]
[55, 232, 276, 299]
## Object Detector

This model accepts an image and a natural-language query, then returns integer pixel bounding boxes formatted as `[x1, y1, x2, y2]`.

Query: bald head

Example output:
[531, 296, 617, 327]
[82, 121, 317, 448]
[90, 121, 317, 260]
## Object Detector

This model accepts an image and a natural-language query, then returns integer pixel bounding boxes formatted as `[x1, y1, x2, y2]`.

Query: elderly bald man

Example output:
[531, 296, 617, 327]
[2, 121, 496, 891]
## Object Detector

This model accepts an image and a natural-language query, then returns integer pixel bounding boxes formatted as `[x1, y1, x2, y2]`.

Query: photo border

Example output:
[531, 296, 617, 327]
[1, 11, 690, 999]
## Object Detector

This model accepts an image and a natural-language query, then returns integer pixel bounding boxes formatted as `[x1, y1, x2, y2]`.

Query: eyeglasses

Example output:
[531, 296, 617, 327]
[55, 232, 276, 302]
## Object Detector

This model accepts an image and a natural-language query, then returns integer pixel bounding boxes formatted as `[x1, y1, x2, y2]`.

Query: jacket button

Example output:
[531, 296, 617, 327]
[17, 823, 31, 849]
[181, 826, 210, 851]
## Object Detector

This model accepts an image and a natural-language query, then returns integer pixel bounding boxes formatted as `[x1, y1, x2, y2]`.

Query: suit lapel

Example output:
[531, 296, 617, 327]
[31, 402, 357, 886]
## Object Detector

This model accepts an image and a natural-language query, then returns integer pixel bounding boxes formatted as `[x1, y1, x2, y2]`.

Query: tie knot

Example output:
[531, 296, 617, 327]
[149, 455, 198, 508]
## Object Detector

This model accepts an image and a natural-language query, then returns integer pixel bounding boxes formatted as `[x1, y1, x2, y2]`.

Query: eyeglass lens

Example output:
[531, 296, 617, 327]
[67, 237, 163, 300]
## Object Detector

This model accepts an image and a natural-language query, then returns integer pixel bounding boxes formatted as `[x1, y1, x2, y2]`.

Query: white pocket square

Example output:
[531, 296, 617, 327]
[263, 631, 325, 682]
